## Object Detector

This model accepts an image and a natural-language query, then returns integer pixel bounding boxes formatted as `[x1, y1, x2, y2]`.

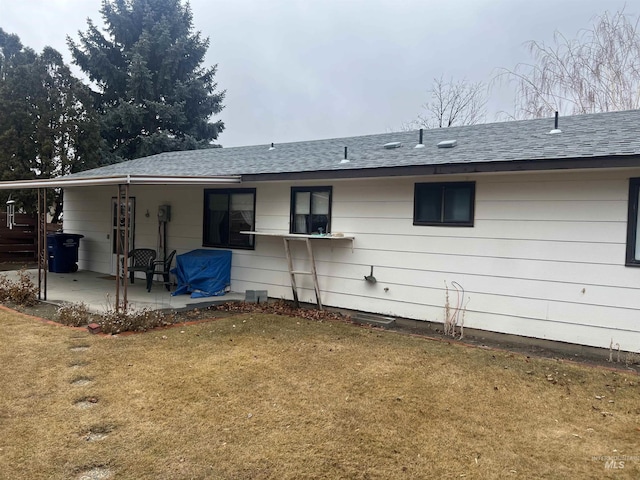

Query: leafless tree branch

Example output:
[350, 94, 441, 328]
[405, 76, 487, 129]
[496, 8, 640, 118]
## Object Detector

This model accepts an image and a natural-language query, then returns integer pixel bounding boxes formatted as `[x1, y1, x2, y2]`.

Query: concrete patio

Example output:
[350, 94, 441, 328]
[11, 269, 244, 313]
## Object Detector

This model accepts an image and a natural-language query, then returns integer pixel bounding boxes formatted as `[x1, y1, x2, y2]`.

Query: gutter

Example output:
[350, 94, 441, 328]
[0, 174, 242, 189]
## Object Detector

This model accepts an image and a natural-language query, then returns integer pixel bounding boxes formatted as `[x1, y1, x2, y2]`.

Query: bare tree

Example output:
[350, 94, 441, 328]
[406, 76, 487, 129]
[500, 9, 640, 118]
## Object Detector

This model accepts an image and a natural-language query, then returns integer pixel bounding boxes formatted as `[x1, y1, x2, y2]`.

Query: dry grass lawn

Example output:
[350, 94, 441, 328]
[0, 307, 639, 479]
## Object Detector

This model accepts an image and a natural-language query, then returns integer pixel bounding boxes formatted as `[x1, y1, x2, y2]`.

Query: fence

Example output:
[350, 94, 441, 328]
[0, 213, 58, 262]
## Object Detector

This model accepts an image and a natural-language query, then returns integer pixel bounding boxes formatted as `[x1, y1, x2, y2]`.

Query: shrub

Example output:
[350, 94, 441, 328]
[56, 298, 177, 334]
[57, 302, 92, 327]
[98, 303, 176, 334]
[0, 270, 38, 306]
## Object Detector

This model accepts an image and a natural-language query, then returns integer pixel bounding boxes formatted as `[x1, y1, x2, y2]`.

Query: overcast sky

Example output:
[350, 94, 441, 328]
[0, 0, 634, 147]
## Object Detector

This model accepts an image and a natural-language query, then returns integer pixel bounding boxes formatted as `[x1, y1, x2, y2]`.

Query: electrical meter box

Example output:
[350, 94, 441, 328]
[158, 205, 171, 222]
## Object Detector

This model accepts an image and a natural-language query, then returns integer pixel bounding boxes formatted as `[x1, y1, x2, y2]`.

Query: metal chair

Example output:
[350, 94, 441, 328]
[121, 248, 156, 285]
[146, 250, 177, 292]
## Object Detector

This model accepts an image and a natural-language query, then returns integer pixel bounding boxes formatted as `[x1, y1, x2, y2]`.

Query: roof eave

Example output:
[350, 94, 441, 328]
[0, 174, 242, 190]
[240, 155, 640, 182]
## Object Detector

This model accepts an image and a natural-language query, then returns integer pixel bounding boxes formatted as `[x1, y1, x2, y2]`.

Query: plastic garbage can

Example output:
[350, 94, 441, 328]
[47, 233, 84, 273]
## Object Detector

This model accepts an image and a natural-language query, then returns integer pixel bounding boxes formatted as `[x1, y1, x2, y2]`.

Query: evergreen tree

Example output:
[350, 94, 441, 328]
[0, 28, 102, 220]
[68, 0, 225, 160]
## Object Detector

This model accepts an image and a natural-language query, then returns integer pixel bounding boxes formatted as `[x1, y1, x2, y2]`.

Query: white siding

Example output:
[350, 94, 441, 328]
[63, 169, 640, 351]
[62, 186, 112, 273]
[63, 185, 205, 276]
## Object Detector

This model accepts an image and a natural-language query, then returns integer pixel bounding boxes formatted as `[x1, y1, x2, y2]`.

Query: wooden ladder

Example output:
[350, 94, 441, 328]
[283, 237, 322, 310]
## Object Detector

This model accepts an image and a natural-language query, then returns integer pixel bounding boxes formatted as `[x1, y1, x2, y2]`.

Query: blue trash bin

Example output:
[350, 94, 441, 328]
[47, 233, 84, 273]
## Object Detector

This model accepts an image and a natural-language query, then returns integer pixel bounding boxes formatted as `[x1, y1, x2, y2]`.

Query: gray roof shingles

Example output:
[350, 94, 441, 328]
[68, 109, 640, 179]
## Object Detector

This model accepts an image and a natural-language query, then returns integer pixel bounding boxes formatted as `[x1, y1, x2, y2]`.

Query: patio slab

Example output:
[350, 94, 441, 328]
[9, 269, 244, 313]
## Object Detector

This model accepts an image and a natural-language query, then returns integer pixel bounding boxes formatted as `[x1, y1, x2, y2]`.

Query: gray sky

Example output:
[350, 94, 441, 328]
[0, 0, 633, 147]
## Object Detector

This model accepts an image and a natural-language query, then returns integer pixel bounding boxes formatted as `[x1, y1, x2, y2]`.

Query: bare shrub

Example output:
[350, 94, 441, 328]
[443, 281, 469, 339]
[0, 270, 38, 306]
[57, 302, 92, 327]
[98, 303, 176, 334]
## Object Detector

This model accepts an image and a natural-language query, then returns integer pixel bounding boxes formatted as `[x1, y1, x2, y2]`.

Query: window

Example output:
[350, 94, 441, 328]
[290, 186, 332, 234]
[626, 178, 640, 265]
[414, 182, 475, 226]
[203, 189, 256, 249]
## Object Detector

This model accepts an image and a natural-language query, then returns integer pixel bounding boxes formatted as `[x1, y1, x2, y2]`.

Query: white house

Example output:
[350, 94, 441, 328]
[4, 110, 640, 352]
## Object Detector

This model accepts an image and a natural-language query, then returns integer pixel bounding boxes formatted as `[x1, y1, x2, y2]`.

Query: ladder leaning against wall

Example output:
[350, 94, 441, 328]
[283, 236, 323, 309]
[241, 231, 355, 310]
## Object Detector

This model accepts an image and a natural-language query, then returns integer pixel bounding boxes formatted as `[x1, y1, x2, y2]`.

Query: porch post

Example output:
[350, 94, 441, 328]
[116, 184, 129, 312]
[123, 183, 130, 311]
[115, 186, 121, 310]
[36, 188, 48, 301]
[115, 184, 131, 313]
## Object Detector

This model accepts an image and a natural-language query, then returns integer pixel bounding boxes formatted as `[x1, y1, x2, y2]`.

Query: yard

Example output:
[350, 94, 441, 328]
[0, 307, 638, 479]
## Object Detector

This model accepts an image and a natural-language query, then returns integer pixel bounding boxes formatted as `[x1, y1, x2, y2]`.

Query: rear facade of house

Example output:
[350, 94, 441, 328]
[62, 165, 640, 353]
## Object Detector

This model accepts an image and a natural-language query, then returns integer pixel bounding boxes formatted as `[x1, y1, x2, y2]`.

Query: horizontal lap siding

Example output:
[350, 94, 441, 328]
[240, 172, 640, 351]
[339, 217, 624, 242]
[63, 186, 112, 273]
[64, 185, 205, 276]
[353, 235, 623, 265]
[63, 170, 640, 351]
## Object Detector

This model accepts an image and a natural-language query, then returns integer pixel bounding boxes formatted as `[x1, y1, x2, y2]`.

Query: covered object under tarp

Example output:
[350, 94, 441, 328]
[171, 249, 232, 298]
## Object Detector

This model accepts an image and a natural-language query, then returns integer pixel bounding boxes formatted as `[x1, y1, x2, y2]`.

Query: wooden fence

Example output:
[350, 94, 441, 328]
[0, 213, 58, 262]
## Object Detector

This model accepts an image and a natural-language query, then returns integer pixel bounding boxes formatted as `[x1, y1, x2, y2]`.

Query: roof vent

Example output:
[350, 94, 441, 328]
[414, 128, 425, 149]
[268, 142, 275, 150]
[437, 140, 457, 148]
[383, 142, 402, 149]
[340, 146, 350, 164]
[549, 111, 562, 134]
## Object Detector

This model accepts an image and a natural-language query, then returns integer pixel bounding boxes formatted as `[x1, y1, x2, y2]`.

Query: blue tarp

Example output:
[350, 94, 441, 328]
[171, 249, 232, 298]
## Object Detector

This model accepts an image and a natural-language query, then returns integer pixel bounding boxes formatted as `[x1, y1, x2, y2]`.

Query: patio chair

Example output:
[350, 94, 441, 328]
[121, 248, 156, 285]
[146, 250, 177, 292]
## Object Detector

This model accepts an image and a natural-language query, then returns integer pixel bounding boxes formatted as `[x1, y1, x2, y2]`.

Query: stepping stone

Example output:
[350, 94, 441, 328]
[69, 346, 90, 352]
[69, 361, 89, 369]
[71, 377, 93, 387]
[74, 397, 98, 409]
[84, 432, 108, 442]
[81, 425, 113, 442]
[77, 467, 112, 479]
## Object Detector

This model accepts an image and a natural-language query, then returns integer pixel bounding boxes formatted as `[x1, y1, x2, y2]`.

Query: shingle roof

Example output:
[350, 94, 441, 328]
[68, 109, 640, 179]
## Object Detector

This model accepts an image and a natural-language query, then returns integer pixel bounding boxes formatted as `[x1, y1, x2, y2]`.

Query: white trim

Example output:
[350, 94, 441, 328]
[0, 175, 242, 189]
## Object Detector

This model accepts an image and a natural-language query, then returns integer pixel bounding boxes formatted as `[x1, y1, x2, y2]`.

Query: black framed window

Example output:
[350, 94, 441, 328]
[626, 178, 640, 266]
[290, 186, 332, 234]
[414, 182, 475, 226]
[203, 188, 256, 249]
